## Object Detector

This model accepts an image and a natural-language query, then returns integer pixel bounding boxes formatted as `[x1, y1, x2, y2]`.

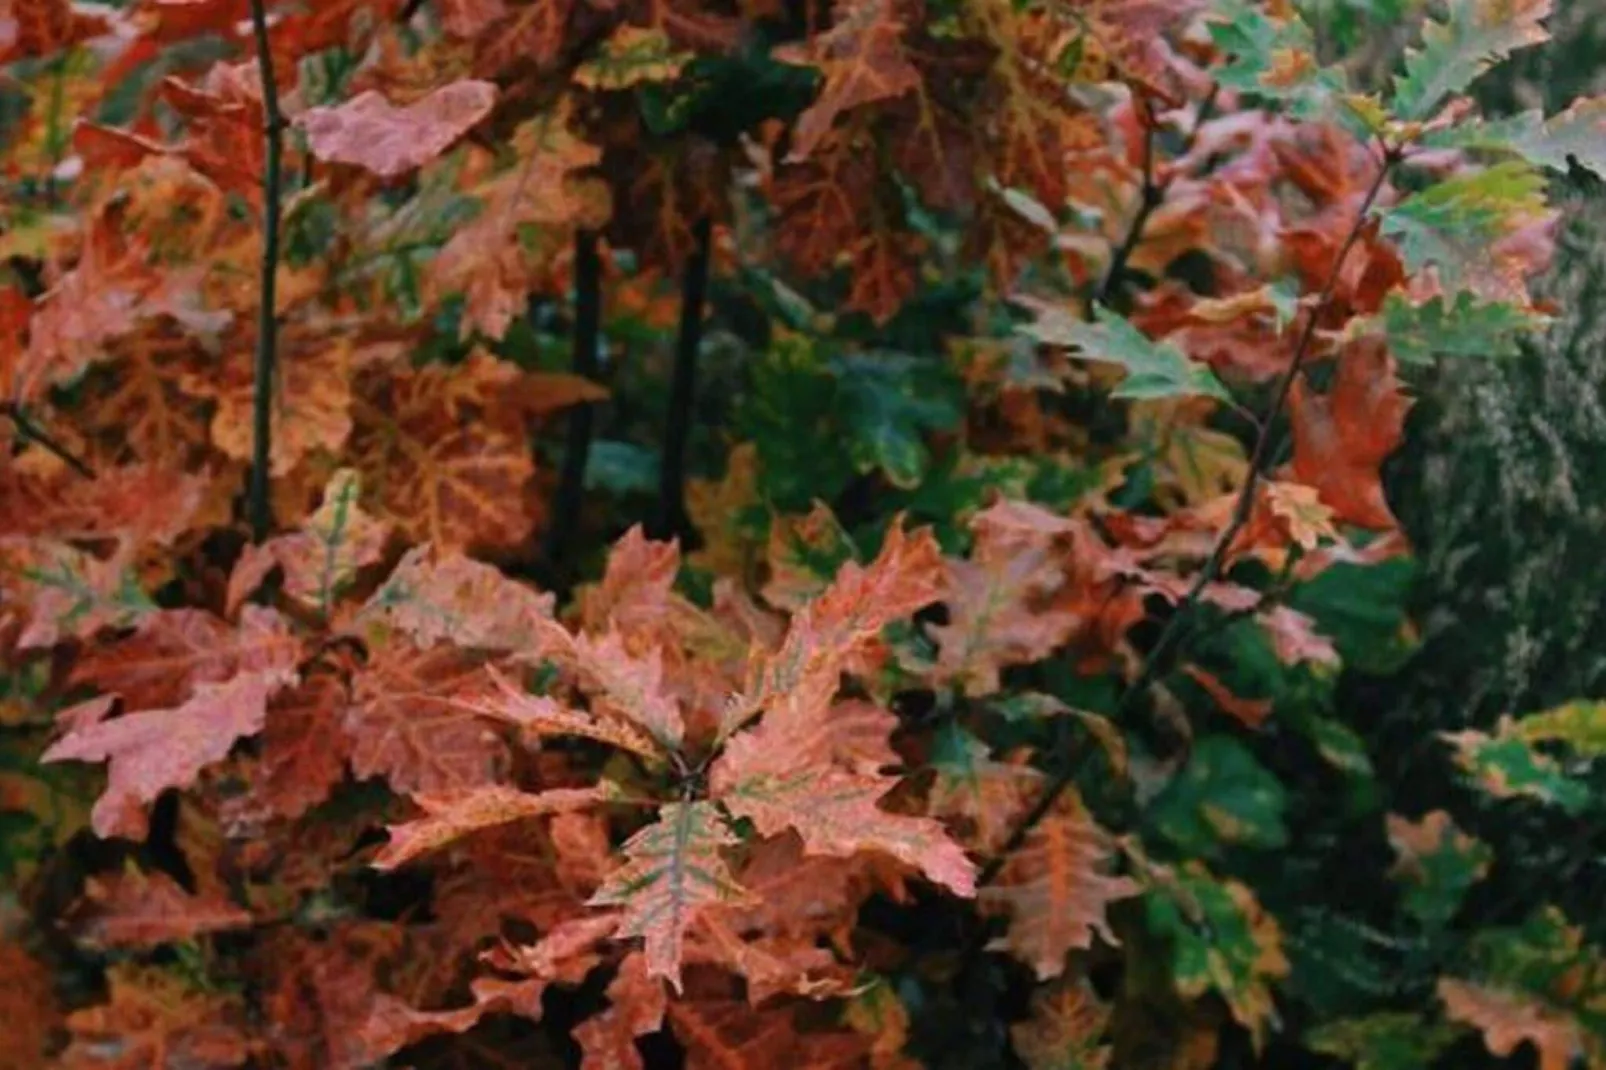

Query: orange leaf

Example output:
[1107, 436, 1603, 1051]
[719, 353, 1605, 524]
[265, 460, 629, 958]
[373, 784, 601, 869]
[1439, 979, 1585, 1070]
[979, 792, 1140, 980]
[1289, 337, 1412, 530]
[297, 80, 498, 178]
[352, 543, 555, 653]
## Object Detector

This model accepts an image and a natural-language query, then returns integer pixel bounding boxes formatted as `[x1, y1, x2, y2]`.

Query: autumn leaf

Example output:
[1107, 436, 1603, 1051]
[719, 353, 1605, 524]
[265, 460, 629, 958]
[1392, 0, 1552, 121]
[1385, 810, 1491, 927]
[1143, 863, 1290, 1048]
[42, 666, 296, 838]
[469, 663, 667, 761]
[1438, 978, 1585, 1070]
[352, 543, 555, 653]
[1288, 338, 1411, 530]
[235, 468, 391, 616]
[297, 80, 499, 178]
[713, 726, 977, 895]
[373, 785, 601, 869]
[980, 791, 1140, 979]
[587, 801, 754, 991]
[345, 640, 510, 795]
[777, 0, 920, 161]
[68, 867, 252, 948]
[1011, 977, 1114, 1070]
[60, 964, 256, 1069]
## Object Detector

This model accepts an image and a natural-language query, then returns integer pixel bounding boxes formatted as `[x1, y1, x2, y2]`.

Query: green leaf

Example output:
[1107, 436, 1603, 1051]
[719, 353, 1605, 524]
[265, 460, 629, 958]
[1390, 0, 1552, 121]
[832, 352, 963, 490]
[1385, 811, 1491, 927]
[1306, 1012, 1460, 1070]
[1441, 727, 1591, 813]
[1148, 735, 1289, 857]
[1016, 301, 1230, 402]
[1205, 0, 1348, 117]
[1288, 554, 1415, 672]
[1365, 292, 1545, 364]
[1382, 162, 1548, 297]
[1423, 97, 1606, 178]
[1143, 864, 1289, 1043]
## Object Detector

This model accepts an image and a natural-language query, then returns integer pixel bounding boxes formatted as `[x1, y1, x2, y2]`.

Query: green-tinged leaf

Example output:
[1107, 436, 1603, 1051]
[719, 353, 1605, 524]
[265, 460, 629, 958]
[1365, 292, 1545, 364]
[1382, 162, 1549, 299]
[1299, 715, 1376, 779]
[1143, 863, 1290, 1045]
[1385, 810, 1491, 926]
[1423, 97, 1606, 178]
[1288, 555, 1415, 671]
[833, 352, 964, 490]
[1147, 736, 1288, 857]
[1205, 0, 1347, 117]
[353, 544, 555, 652]
[1441, 724, 1591, 813]
[1016, 301, 1230, 402]
[587, 802, 754, 992]
[1508, 700, 1606, 758]
[1306, 1012, 1459, 1070]
[1391, 0, 1553, 121]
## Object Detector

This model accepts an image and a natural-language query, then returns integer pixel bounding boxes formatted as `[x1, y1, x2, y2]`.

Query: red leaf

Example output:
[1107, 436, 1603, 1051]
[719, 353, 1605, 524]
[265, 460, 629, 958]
[297, 80, 499, 178]
[43, 667, 295, 838]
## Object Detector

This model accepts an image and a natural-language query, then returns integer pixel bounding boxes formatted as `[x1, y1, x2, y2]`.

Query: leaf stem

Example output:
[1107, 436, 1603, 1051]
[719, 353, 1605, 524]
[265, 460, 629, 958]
[247, 0, 284, 542]
[545, 228, 603, 578]
[980, 139, 1400, 887]
[652, 216, 712, 542]
[1095, 84, 1220, 308]
[2, 403, 93, 478]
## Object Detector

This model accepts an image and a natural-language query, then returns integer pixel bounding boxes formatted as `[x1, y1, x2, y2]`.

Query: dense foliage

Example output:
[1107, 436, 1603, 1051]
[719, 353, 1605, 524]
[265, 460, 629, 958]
[1, 0, 1604, 1066]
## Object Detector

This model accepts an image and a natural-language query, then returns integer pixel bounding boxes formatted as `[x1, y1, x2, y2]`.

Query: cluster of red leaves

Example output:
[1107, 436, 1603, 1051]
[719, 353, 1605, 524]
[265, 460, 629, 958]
[0, 0, 1591, 1065]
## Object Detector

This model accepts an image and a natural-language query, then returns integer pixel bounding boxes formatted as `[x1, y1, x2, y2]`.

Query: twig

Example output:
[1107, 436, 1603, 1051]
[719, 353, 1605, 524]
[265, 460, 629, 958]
[544, 229, 603, 578]
[246, 0, 285, 542]
[1095, 84, 1220, 307]
[978, 139, 1401, 886]
[2, 403, 93, 479]
[652, 216, 712, 541]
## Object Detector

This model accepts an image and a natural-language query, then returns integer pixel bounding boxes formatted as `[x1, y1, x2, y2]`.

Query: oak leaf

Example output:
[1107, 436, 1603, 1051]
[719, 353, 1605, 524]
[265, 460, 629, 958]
[373, 784, 601, 869]
[1011, 977, 1114, 1070]
[780, 0, 922, 162]
[297, 80, 498, 178]
[1438, 978, 1584, 1070]
[68, 867, 251, 948]
[979, 791, 1140, 979]
[1288, 338, 1411, 530]
[352, 543, 555, 653]
[43, 666, 296, 838]
[588, 801, 754, 991]
[60, 963, 255, 1069]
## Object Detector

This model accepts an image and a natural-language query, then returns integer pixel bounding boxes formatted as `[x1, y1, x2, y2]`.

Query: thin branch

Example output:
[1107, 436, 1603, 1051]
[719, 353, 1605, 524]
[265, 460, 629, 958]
[544, 228, 603, 578]
[246, 0, 285, 542]
[979, 140, 1400, 887]
[652, 216, 712, 542]
[1095, 84, 1220, 308]
[2, 403, 93, 479]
